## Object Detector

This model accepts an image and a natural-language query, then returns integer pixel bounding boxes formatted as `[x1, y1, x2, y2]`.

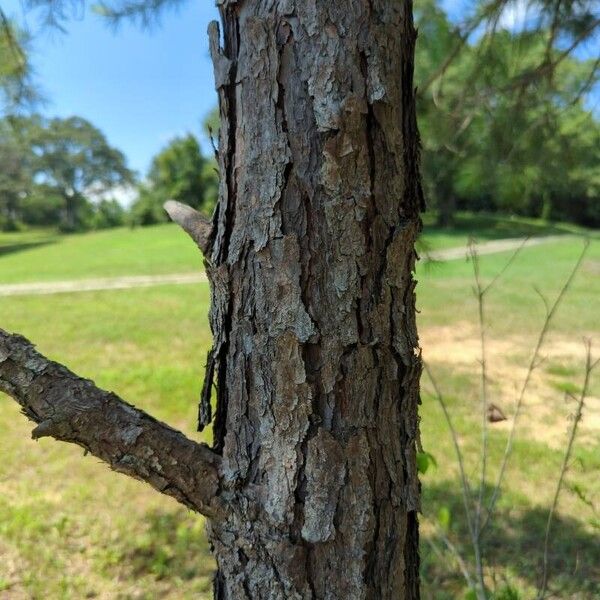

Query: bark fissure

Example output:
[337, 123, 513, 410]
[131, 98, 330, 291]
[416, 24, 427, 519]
[219, 6, 240, 265]
[208, 5, 243, 453]
[199, 347, 216, 430]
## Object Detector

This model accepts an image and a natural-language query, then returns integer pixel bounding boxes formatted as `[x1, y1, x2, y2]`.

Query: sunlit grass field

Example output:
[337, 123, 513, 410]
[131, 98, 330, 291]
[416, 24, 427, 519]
[0, 216, 598, 598]
[0, 224, 203, 283]
[0, 213, 592, 284]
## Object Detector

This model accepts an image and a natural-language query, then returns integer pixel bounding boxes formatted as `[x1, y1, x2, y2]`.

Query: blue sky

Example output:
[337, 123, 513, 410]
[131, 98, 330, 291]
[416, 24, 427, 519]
[5, 0, 220, 176]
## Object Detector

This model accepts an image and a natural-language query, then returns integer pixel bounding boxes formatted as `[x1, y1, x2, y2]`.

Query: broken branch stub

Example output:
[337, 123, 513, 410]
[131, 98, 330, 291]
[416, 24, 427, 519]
[163, 200, 213, 254]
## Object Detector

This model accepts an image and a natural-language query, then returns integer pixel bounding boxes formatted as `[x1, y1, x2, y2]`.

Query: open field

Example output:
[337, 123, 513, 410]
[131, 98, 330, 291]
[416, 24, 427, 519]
[419, 212, 592, 253]
[0, 284, 216, 599]
[0, 212, 594, 284]
[0, 215, 598, 598]
[0, 225, 203, 284]
[416, 230, 600, 598]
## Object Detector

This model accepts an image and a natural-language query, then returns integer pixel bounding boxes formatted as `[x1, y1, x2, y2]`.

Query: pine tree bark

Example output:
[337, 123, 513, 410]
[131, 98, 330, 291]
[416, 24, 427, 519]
[0, 0, 424, 597]
[205, 1, 423, 597]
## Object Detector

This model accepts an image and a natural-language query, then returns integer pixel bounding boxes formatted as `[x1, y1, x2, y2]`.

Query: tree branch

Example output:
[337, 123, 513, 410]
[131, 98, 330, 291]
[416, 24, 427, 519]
[163, 200, 213, 254]
[0, 328, 224, 519]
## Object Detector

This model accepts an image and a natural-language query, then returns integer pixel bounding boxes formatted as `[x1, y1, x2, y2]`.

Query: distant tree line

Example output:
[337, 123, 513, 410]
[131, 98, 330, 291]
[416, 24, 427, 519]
[0, 115, 134, 231]
[1, 0, 598, 233]
[129, 133, 218, 226]
[0, 113, 218, 232]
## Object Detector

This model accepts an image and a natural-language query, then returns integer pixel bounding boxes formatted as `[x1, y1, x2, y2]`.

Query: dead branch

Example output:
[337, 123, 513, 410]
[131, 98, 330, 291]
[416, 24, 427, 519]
[163, 200, 213, 255]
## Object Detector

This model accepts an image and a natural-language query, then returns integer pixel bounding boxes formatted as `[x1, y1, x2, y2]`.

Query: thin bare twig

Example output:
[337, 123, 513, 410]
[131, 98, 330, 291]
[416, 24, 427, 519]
[482, 240, 590, 531]
[538, 340, 596, 599]
[469, 238, 528, 577]
[482, 237, 529, 295]
[425, 520, 475, 590]
[468, 238, 527, 598]
[423, 361, 484, 597]
[468, 242, 489, 599]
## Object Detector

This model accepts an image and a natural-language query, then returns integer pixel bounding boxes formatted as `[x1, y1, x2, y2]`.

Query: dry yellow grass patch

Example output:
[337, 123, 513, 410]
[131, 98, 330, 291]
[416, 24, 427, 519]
[420, 322, 600, 449]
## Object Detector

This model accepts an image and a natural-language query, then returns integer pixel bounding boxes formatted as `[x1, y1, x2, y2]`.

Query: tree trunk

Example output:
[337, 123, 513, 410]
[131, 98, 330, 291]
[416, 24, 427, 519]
[0, 0, 424, 597]
[205, 1, 423, 597]
[436, 189, 456, 228]
[62, 192, 78, 231]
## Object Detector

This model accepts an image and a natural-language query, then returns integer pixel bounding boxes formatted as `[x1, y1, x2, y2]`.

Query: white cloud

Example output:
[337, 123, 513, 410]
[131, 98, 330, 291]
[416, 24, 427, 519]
[86, 184, 138, 208]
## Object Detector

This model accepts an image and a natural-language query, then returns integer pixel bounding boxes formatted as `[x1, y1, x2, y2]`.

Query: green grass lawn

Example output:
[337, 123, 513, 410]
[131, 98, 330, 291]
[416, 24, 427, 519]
[1, 212, 594, 284]
[418, 230, 599, 598]
[0, 217, 598, 598]
[418, 234, 599, 338]
[0, 224, 204, 283]
[420, 211, 595, 252]
[0, 285, 216, 599]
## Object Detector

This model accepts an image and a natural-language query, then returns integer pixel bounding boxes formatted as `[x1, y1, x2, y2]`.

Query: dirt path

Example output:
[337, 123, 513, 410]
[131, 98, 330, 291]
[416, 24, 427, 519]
[425, 234, 570, 261]
[0, 235, 569, 297]
[0, 272, 208, 297]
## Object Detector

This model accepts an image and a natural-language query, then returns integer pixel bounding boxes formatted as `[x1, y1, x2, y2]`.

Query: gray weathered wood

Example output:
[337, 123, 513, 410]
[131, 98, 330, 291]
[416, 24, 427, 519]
[164, 199, 214, 254]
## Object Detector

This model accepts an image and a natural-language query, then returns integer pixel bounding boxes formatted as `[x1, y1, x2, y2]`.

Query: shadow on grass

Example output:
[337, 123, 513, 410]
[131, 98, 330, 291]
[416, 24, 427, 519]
[119, 509, 215, 583]
[0, 240, 56, 258]
[106, 491, 599, 597]
[421, 481, 600, 598]
[421, 212, 589, 243]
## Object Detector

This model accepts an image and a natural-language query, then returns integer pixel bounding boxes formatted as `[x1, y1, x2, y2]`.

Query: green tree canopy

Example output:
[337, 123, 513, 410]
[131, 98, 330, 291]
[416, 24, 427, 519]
[27, 115, 134, 230]
[0, 16, 38, 114]
[0, 114, 134, 231]
[3, 0, 598, 227]
[414, 0, 600, 226]
[130, 133, 217, 225]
